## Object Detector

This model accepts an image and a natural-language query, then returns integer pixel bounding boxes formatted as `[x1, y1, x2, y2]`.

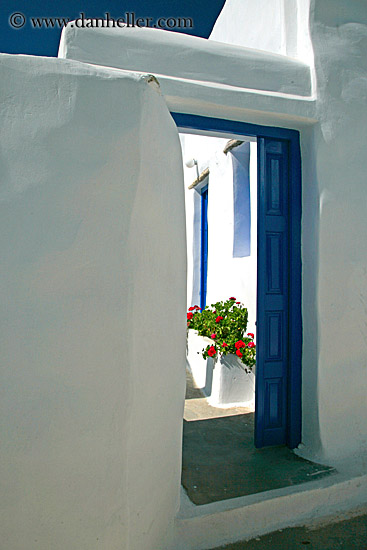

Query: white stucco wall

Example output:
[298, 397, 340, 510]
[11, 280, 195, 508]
[209, 0, 313, 66]
[210, 0, 314, 64]
[299, 2, 367, 470]
[210, 0, 287, 55]
[182, 134, 257, 336]
[0, 55, 186, 550]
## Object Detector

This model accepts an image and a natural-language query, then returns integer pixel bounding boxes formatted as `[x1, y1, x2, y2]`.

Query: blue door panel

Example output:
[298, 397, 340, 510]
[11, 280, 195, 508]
[266, 233, 283, 294]
[265, 379, 283, 427]
[255, 137, 289, 448]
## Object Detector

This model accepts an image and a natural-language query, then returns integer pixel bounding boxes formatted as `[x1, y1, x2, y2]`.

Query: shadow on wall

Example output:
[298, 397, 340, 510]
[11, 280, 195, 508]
[204, 358, 214, 396]
[298, 125, 322, 458]
[231, 141, 251, 258]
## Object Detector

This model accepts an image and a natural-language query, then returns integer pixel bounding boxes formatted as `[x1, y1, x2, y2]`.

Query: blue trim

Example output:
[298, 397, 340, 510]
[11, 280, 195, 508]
[173, 112, 302, 449]
[287, 133, 303, 449]
[171, 112, 300, 141]
[200, 184, 209, 311]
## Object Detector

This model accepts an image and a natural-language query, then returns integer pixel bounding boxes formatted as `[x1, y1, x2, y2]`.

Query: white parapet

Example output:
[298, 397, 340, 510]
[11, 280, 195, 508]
[59, 25, 312, 97]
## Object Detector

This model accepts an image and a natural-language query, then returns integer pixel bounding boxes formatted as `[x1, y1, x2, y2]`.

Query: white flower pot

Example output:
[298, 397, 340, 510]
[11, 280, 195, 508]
[187, 330, 255, 408]
[186, 330, 212, 392]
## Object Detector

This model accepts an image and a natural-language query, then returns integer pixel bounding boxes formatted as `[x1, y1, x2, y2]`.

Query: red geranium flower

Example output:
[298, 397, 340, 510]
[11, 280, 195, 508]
[236, 301, 241, 305]
[222, 342, 228, 347]
[236, 350, 243, 358]
[248, 342, 255, 348]
[235, 340, 246, 349]
[247, 333, 254, 339]
[229, 297, 236, 300]
[187, 312, 193, 320]
[194, 305, 201, 310]
[188, 306, 195, 311]
[215, 316, 224, 323]
[207, 345, 217, 357]
[210, 333, 217, 339]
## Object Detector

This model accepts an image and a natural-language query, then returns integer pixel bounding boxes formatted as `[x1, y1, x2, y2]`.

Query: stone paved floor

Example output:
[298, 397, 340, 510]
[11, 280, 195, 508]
[182, 368, 335, 505]
[184, 366, 253, 421]
[210, 510, 367, 549]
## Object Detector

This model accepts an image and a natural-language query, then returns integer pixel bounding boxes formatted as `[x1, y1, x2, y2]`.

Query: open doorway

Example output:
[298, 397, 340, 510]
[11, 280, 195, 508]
[181, 131, 257, 410]
[181, 131, 259, 505]
[176, 115, 334, 506]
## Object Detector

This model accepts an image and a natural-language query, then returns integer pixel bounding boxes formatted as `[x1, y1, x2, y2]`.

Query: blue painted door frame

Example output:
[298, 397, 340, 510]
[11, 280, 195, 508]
[200, 184, 209, 311]
[173, 113, 302, 449]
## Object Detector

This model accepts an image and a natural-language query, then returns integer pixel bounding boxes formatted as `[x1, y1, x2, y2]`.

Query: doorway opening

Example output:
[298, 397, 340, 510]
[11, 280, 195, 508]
[176, 114, 334, 506]
[181, 130, 257, 411]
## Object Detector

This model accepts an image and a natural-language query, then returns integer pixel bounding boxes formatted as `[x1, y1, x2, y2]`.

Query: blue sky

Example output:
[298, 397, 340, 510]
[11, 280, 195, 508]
[1, 0, 225, 56]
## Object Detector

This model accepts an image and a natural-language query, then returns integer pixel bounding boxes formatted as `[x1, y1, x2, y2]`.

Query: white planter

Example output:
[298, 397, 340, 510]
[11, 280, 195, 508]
[186, 330, 255, 408]
[186, 330, 212, 392]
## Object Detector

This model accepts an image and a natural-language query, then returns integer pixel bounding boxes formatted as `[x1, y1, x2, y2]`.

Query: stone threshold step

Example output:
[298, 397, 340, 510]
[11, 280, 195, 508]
[173, 471, 367, 550]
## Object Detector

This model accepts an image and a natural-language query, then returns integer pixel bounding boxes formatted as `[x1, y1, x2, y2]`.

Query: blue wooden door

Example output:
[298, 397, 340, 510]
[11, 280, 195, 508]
[255, 138, 292, 448]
